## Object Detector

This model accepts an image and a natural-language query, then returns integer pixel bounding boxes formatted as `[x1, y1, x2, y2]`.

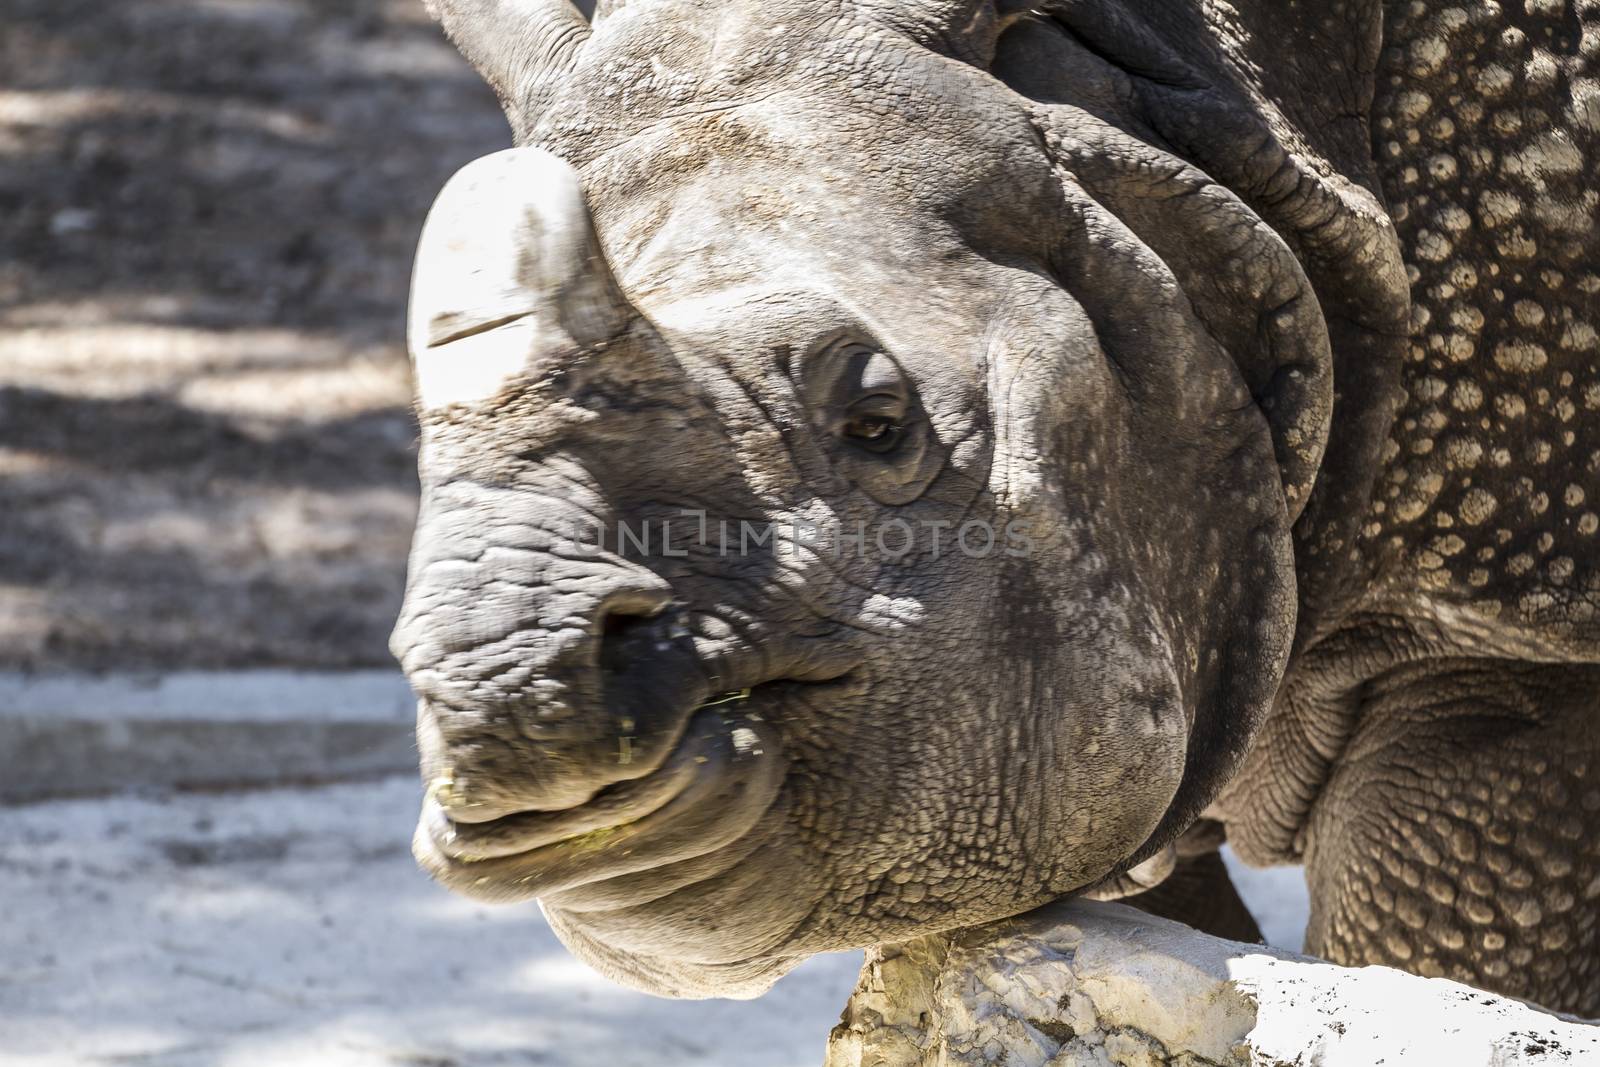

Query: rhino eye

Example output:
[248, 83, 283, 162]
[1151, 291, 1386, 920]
[832, 346, 911, 450]
[806, 338, 941, 504]
[843, 412, 903, 450]
[841, 392, 908, 454]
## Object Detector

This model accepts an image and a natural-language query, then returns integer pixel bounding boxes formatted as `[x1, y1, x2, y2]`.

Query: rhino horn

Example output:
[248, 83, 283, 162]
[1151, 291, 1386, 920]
[407, 147, 634, 410]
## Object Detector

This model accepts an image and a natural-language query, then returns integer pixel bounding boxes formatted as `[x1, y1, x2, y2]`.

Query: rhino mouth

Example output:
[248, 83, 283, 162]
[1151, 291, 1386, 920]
[412, 676, 844, 904]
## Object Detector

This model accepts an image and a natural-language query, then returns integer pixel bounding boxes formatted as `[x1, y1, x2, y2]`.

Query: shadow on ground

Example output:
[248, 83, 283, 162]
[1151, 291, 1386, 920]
[0, 0, 510, 670]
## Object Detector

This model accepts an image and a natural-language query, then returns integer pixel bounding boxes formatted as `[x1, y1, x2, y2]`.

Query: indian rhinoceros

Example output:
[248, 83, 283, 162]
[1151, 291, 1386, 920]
[388, 0, 1600, 1014]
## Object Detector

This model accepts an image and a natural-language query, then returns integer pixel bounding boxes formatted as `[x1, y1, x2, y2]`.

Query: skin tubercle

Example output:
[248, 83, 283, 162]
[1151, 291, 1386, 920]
[1355, 0, 1600, 652]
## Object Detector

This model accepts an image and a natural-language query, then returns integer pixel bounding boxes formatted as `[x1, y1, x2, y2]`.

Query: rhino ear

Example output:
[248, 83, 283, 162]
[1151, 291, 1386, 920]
[407, 147, 634, 410]
[423, 0, 591, 130]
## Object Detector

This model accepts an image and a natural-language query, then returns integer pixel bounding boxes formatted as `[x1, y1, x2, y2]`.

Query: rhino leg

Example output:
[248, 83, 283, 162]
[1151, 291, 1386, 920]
[1302, 661, 1600, 1016]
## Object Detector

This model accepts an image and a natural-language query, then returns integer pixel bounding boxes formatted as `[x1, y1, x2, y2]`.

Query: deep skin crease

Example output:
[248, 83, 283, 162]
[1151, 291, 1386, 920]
[391, 0, 1600, 1012]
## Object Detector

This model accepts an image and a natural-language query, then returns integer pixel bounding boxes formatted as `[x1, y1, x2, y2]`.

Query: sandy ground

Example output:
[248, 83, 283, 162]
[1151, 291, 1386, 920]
[0, 778, 862, 1067]
[0, 777, 1309, 1067]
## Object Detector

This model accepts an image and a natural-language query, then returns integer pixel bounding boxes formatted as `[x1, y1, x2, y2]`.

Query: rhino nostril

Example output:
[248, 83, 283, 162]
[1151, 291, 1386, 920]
[597, 608, 659, 677]
[591, 580, 672, 671]
[601, 611, 648, 643]
[591, 584, 672, 633]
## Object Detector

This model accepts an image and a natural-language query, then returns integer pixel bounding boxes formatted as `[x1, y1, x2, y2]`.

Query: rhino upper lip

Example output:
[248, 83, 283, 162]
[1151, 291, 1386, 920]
[412, 659, 861, 902]
[414, 713, 793, 903]
[421, 673, 824, 864]
[425, 708, 725, 862]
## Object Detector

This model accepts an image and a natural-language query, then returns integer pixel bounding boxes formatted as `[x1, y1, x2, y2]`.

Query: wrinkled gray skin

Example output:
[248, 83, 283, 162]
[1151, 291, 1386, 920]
[389, 0, 1600, 1012]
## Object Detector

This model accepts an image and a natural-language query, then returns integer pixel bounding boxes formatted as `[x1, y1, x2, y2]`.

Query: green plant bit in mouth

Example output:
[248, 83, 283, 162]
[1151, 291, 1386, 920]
[697, 687, 752, 709]
[428, 769, 469, 810]
[560, 824, 625, 852]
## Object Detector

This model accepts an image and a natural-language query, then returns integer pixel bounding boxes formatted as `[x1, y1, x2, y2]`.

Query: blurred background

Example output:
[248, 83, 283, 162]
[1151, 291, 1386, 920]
[0, 1, 866, 1063]
[0, 3, 1307, 1063]
[1, 0, 473, 670]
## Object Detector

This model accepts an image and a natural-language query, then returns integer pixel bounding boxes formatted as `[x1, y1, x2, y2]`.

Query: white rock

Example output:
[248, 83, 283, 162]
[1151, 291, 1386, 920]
[824, 900, 1599, 1067]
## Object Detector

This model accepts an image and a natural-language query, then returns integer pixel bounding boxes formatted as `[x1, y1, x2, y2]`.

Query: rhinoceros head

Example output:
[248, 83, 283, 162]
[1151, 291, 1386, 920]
[391, 0, 1347, 997]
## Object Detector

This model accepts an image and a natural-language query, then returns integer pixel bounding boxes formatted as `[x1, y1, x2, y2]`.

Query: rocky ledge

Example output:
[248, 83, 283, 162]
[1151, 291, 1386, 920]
[825, 899, 1598, 1067]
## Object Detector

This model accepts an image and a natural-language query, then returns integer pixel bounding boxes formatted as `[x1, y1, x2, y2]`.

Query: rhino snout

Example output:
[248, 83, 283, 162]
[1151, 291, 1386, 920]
[392, 539, 709, 818]
[393, 521, 804, 914]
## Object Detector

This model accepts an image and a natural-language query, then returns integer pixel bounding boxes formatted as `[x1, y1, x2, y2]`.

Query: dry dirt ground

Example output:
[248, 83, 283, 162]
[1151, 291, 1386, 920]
[1, 0, 509, 670]
[0, 776, 869, 1067]
[0, 775, 1308, 1067]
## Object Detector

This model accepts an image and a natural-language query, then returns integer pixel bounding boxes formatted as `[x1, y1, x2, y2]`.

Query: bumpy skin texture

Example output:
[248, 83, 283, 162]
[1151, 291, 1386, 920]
[1214, 0, 1600, 1015]
[1303, 661, 1600, 1008]
[392, 0, 1600, 1012]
